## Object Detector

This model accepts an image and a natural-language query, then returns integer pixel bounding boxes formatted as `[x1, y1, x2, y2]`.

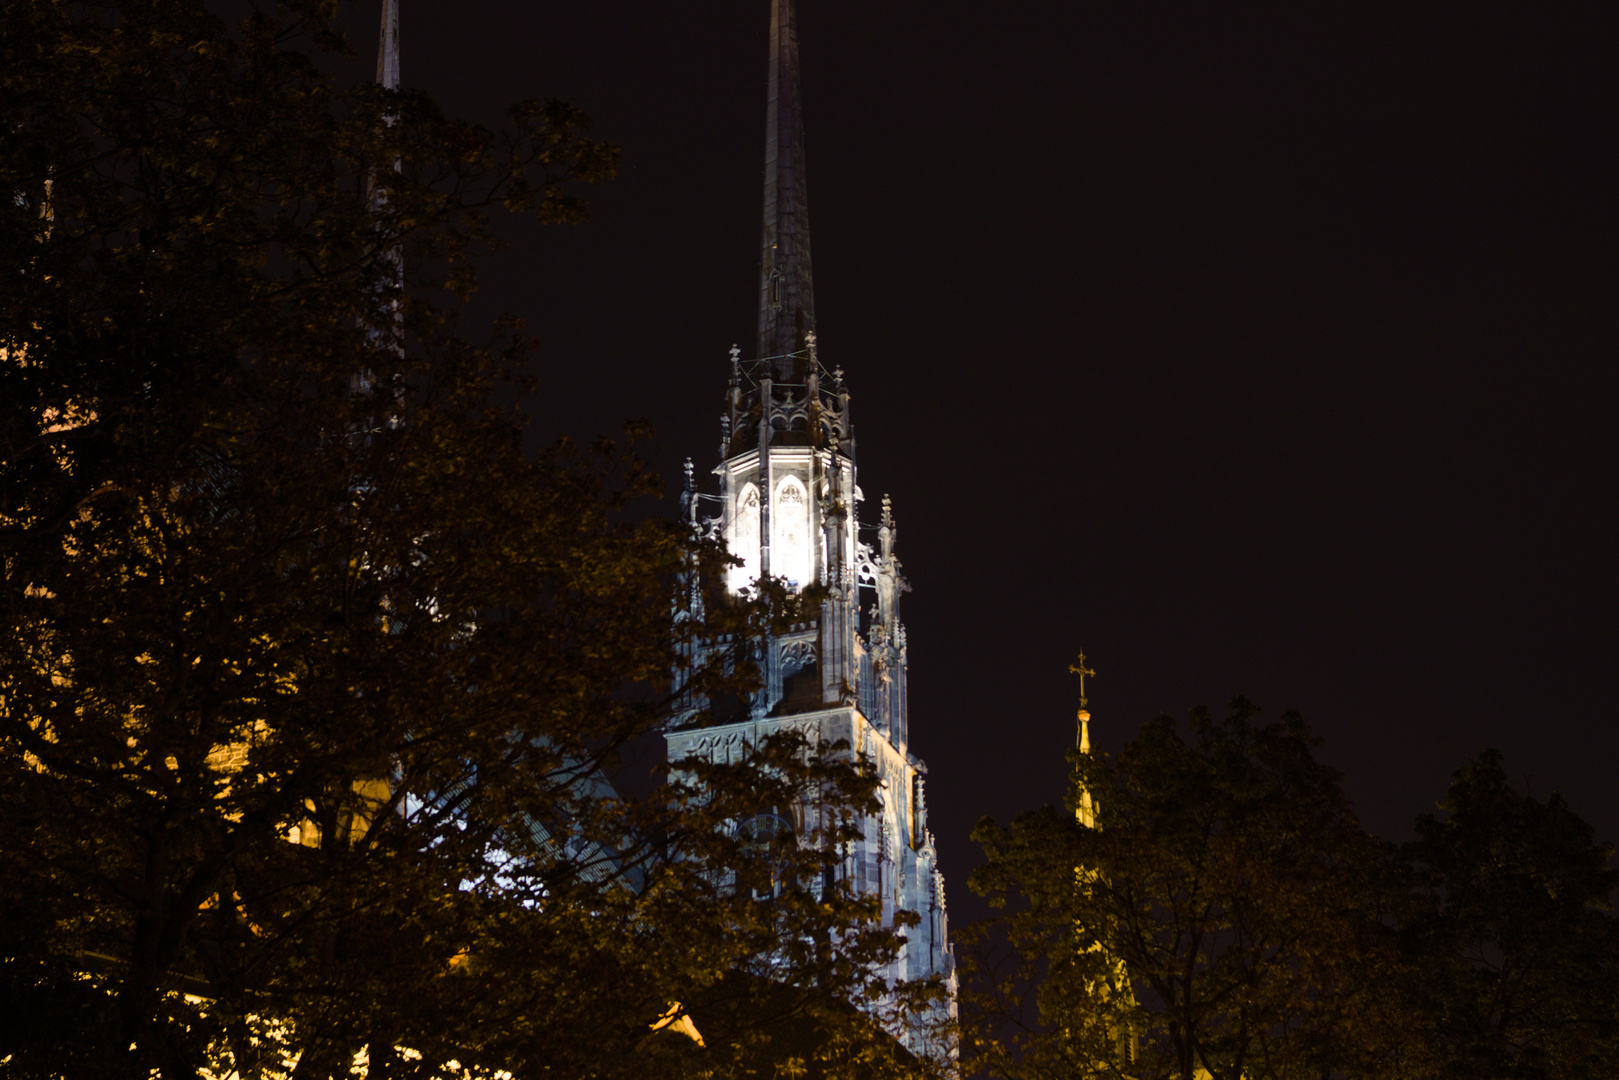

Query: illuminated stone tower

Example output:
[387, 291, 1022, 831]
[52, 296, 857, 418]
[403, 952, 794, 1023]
[664, 0, 956, 1044]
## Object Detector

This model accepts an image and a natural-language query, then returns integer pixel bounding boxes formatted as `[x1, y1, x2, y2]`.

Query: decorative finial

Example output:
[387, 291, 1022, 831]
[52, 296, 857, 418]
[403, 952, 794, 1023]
[1068, 649, 1095, 709]
[729, 343, 741, 367]
[806, 329, 818, 364]
[878, 494, 896, 563]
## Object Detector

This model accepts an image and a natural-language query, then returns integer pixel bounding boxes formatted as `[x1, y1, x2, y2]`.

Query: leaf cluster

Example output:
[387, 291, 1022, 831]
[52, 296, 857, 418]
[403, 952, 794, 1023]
[1378, 750, 1619, 1079]
[960, 701, 1619, 1080]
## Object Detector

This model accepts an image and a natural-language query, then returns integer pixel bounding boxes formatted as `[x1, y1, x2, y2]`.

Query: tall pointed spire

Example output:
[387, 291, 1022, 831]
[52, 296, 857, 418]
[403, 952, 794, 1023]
[367, 0, 403, 366]
[758, 0, 815, 380]
[375, 0, 400, 91]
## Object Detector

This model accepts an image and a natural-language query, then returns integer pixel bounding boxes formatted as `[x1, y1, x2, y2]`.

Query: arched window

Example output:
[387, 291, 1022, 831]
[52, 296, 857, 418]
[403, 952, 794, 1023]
[728, 483, 761, 594]
[774, 477, 810, 590]
[737, 811, 795, 901]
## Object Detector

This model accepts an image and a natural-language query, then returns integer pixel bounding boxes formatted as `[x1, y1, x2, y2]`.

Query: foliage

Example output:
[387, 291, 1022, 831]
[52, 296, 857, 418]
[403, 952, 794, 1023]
[960, 704, 1619, 1080]
[963, 700, 1393, 1080]
[0, 2, 943, 1078]
[1379, 751, 1619, 1079]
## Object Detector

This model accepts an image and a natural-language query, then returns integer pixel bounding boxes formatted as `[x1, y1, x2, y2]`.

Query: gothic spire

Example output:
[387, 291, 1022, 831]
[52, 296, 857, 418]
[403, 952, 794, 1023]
[375, 0, 400, 91]
[758, 0, 815, 380]
[368, 0, 403, 364]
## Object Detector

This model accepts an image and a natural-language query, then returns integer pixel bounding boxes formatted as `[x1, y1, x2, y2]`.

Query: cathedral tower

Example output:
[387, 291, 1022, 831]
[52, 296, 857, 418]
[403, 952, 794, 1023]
[664, 0, 955, 1044]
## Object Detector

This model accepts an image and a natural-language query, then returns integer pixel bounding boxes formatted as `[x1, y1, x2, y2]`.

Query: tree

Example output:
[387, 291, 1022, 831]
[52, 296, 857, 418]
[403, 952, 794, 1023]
[1382, 751, 1619, 1079]
[0, 3, 940, 1077]
[964, 699, 1391, 1080]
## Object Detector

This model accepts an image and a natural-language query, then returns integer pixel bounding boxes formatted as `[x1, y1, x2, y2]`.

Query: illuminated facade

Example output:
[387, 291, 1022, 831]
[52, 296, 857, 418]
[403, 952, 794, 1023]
[665, 0, 956, 1049]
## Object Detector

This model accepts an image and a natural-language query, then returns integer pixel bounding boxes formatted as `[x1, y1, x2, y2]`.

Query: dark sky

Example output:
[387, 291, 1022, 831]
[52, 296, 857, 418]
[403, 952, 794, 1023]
[337, 0, 1613, 922]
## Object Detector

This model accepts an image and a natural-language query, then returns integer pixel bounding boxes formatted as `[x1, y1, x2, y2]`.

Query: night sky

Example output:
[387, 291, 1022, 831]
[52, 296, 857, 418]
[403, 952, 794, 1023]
[335, 0, 1613, 922]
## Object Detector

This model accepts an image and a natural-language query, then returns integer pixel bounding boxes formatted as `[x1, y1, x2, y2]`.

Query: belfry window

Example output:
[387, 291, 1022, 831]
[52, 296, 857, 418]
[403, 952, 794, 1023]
[737, 811, 795, 901]
[774, 477, 810, 590]
[727, 483, 762, 594]
[767, 271, 781, 306]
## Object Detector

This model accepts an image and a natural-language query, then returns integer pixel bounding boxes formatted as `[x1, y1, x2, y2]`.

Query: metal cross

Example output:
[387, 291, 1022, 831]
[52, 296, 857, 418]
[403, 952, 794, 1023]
[1068, 650, 1095, 707]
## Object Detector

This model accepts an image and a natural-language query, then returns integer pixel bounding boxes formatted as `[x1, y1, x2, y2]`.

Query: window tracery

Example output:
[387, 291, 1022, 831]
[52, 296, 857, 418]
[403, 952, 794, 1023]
[774, 477, 810, 589]
[728, 483, 761, 593]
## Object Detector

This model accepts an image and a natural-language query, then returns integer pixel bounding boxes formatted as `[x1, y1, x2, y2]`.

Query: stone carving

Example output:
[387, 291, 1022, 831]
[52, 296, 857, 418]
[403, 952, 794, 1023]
[780, 637, 818, 676]
[854, 539, 881, 588]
